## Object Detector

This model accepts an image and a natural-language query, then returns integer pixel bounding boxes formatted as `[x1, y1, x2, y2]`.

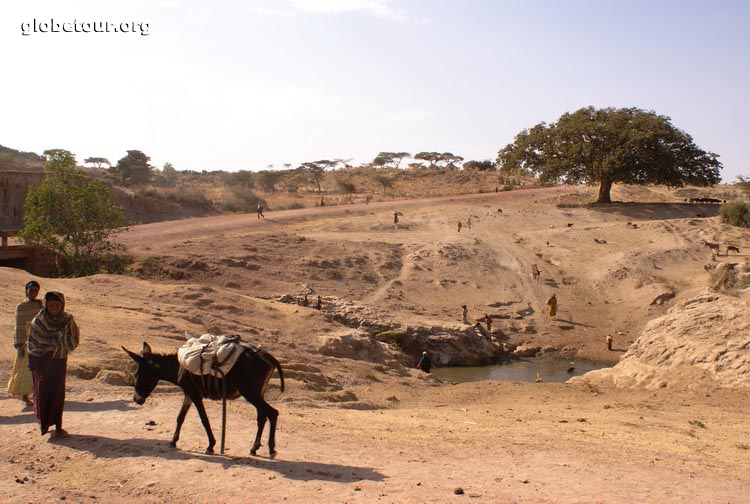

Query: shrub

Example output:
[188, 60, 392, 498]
[21, 149, 130, 276]
[719, 200, 750, 228]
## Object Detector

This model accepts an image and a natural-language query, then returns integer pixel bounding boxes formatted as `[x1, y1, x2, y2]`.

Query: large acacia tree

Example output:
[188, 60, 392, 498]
[497, 107, 722, 203]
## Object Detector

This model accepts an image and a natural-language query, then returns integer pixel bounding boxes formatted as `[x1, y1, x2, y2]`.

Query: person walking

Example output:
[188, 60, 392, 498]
[7, 280, 42, 407]
[27, 291, 79, 438]
[461, 304, 469, 324]
[393, 211, 399, 224]
[546, 293, 557, 319]
[457, 220, 462, 233]
[257, 204, 265, 219]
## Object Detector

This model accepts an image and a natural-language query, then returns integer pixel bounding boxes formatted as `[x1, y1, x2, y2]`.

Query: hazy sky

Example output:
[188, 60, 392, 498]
[2, 0, 748, 181]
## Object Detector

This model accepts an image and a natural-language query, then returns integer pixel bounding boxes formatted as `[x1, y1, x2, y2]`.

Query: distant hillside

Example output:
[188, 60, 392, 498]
[0, 145, 44, 172]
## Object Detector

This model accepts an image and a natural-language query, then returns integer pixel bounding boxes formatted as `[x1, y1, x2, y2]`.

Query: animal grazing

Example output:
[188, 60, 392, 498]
[123, 341, 284, 456]
[594, 238, 608, 244]
[727, 245, 740, 254]
[703, 241, 721, 255]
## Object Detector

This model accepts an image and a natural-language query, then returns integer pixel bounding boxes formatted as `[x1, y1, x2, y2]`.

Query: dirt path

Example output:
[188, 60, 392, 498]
[116, 186, 570, 249]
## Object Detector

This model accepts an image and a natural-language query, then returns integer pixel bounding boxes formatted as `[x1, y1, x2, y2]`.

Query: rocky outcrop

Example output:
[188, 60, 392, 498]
[572, 290, 750, 389]
[318, 329, 408, 369]
[279, 293, 508, 367]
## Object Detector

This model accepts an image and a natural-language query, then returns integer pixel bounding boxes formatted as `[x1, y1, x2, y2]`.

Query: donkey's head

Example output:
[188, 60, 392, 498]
[122, 342, 161, 405]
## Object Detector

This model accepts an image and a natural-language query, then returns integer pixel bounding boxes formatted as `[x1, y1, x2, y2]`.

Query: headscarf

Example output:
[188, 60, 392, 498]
[27, 291, 80, 359]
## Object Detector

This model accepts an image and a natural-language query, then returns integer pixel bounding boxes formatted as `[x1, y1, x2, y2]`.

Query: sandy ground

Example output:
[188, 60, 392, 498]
[1, 185, 749, 503]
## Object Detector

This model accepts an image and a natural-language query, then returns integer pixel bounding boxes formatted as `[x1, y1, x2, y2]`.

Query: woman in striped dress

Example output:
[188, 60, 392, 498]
[7, 280, 42, 406]
[27, 291, 79, 438]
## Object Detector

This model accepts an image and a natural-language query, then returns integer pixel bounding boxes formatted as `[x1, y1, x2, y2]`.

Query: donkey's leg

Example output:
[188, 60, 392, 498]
[250, 408, 267, 456]
[191, 396, 216, 453]
[265, 402, 280, 456]
[246, 396, 279, 456]
[171, 396, 193, 447]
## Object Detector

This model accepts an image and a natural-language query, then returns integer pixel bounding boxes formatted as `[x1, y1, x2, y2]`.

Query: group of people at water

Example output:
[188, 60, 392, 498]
[7, 281, 79, 438]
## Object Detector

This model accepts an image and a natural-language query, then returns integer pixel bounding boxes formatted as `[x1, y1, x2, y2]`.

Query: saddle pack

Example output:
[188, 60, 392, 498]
[177, 333, 244, 378]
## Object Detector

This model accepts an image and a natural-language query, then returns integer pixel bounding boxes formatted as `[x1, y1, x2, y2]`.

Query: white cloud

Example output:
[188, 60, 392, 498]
[287, 0, 408, 21]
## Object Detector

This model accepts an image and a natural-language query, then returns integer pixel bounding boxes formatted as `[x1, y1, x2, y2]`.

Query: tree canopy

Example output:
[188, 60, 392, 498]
[497, 106, 722, 203]
[372, 152, 410, 169]
[84, 157, 111, 169]
[413, 152, 465, 170]
[20, 149, 129, 276]
[111, 150, 154, 186]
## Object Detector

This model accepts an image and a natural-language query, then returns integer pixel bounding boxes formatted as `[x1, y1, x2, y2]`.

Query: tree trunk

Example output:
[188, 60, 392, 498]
[597, 178, 613, 203]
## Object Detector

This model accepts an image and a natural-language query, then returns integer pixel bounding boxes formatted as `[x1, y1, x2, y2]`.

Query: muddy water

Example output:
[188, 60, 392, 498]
[431, 358, 610, 383]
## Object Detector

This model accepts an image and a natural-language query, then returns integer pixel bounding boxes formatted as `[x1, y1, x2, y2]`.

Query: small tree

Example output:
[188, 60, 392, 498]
[336, 177, 357, 198]
[20, 149, 130, 276]
[298, 160, 341, 192]
[374, 173, 394, 195]
[372, 151, 410, 169]
[463, 159, 497, 171]
[83, 157, 111, 169]
[111, 150, 154, 186]
[256, 170, 284, 192]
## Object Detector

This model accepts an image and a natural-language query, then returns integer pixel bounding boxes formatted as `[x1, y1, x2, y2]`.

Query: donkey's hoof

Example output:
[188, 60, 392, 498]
[269, 450, 277, 459]
[169, 441, 177, 448]
[206, 447, 214, 454]
[250, 448, 257, 456]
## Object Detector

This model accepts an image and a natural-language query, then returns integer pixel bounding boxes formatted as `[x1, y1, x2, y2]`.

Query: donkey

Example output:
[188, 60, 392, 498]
[703, 240, 721, 255]
[123, 342, 284, 456]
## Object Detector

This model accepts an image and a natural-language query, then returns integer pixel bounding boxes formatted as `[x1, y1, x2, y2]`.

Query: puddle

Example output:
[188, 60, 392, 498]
[431, 358, 610, 383]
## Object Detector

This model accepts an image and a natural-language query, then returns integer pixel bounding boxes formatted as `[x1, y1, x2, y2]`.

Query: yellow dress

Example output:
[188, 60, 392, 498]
[547, 296, 557, 317]
[7, 299, 41, 396]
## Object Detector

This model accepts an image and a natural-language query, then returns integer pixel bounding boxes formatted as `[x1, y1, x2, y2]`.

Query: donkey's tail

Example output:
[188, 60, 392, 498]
[261, 351, 285, 392]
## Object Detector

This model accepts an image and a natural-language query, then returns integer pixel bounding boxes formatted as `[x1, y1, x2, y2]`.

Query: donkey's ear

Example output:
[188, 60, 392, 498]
[122, 346, 145, 365]
[142, 342, 153, 356]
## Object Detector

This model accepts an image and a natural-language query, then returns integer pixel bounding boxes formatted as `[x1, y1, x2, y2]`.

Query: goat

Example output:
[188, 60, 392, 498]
[727, 245, 740, 255]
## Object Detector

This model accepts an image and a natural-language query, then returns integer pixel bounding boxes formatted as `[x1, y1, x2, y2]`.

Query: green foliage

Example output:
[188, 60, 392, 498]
[220, 185, 265, 213]
[226, 170, 255, 190]
[335, 177, 357, 195]
[372, 151, 410, 169]
[297, 160, 342, 192]
[155, 162, 178, 188]
[719, 200, 750, 228]
[256, 170, 284, 193]
[111, 150, 154, 186]
[374, 173, 395, 194]
[83, 157, 111, 169]
[20, 149, 130, 276]
[497, 106, 722, 203]
[463, 159, 497, 171]
[413, 152, 465, 170]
